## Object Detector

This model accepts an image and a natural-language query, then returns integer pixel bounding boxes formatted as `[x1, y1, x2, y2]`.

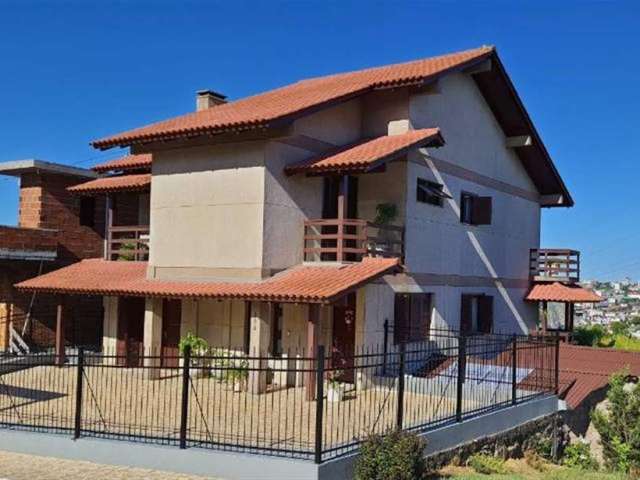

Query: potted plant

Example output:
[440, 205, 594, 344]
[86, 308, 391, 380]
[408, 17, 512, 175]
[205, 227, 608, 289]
[326, 369, 346, 402]
[178, 333, 210, 377]
[225, 357, 249, 392]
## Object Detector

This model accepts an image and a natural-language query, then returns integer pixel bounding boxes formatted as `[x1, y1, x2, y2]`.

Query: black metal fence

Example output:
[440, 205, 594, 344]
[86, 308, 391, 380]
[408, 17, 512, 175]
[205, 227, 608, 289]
[0, 330, 559, 463]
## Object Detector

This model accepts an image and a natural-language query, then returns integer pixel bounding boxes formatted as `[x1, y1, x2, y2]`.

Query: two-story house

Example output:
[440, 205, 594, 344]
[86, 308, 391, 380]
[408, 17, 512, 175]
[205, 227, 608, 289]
[17, 46, 599, 392]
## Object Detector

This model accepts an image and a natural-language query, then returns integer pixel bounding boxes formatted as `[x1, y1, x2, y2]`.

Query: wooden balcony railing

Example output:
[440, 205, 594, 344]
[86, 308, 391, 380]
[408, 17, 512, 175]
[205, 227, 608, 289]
[106, 225, 150, 261]
[303, 218, 404, 263]
[530, 248, 580, 283]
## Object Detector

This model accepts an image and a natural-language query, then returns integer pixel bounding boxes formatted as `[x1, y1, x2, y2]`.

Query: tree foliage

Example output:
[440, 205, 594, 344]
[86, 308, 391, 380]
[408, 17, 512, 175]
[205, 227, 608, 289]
[591, 369, 640, 474]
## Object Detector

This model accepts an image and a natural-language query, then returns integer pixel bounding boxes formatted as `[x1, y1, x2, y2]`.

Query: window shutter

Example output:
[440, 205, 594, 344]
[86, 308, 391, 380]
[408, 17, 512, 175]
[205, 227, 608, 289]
[478, 295, 494, 334]
[472, 196, 492, 225]
[460, 295, 473, 334]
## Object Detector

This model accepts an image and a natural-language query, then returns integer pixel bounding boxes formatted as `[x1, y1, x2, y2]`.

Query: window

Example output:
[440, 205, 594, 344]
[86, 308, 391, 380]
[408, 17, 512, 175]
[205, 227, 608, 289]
[79, 197, 95, 227]
[460, 192, 492, 225]
[417, 178, 449, 207]
[271, 303, 284, 357]
[394, 293, 432, 344]
[460, 294, 493, 334]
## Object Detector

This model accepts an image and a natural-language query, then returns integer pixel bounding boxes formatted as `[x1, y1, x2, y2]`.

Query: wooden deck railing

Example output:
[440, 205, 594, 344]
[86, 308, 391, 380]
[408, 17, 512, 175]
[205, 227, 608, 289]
[530, 248, 580, 283]
[106, 225, 150, 261]
[303, 218, 404, 263]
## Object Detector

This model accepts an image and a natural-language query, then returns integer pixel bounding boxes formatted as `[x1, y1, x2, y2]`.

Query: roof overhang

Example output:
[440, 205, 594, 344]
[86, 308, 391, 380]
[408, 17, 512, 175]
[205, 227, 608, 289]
[525, 282, 602, 303]
[15, 257, 400, 304]
[0, 160, 98, 179]
[67, 173, 151, 195]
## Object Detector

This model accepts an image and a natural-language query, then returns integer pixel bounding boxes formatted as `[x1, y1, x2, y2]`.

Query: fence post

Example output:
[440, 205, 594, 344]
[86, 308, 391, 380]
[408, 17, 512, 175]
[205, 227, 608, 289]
[382, 319, 389, 375]
[74, 347, 84, 440]
[511, 335, 517, 406]
[554, 331, 560, 395]
[396, 342, 405, 430]
[179, 345, 191, 449]
[314, 345, 325, 464]
[456, 334, 466, 423]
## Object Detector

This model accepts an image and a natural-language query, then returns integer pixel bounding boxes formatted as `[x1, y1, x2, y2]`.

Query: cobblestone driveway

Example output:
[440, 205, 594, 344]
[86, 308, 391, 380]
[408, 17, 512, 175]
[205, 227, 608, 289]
[0, 451, 219, 480]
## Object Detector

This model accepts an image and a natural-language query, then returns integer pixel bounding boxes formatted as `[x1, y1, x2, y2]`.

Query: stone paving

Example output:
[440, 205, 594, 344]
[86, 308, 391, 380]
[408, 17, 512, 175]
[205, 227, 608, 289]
[0, 450, 218, 480]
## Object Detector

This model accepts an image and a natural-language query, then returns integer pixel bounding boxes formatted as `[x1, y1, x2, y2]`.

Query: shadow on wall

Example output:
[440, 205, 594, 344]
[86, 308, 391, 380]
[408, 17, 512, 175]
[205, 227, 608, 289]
[424, 152, 530, 334]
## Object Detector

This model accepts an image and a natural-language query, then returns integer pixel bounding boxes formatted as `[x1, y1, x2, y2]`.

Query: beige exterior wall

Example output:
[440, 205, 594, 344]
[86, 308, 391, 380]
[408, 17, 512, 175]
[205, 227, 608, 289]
[149, 141, 267, 280]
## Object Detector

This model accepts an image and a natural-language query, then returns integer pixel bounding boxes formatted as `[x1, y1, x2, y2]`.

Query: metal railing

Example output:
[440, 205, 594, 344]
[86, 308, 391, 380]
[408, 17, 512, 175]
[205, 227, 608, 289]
[106, 225, 149, 261]
[530, 248, 580, 283]
[303, 218, 404, 263]
[0, 330, 558, 463]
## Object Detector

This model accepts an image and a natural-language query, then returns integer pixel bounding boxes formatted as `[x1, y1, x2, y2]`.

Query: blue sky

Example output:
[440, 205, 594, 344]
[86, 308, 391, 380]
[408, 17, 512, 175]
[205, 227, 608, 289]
[0, 0, 638, 280]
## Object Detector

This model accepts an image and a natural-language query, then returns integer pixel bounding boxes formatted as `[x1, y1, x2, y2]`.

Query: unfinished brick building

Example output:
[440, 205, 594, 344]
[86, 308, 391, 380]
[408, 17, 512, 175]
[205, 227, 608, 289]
[0, 159, 105, 351]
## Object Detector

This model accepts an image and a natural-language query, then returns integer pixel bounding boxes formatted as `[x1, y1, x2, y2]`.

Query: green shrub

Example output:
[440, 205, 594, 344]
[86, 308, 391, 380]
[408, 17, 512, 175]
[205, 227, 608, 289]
[467, 453, 508, 475]
[178, 332, 209, 355]
[532, 435, 554, 460]
[355, 430, 427, 480]
[562, 441, 599, 470]
[591, 369, 640, 473]
[524, 449, 548, 472]
[574, 325, 606, 347]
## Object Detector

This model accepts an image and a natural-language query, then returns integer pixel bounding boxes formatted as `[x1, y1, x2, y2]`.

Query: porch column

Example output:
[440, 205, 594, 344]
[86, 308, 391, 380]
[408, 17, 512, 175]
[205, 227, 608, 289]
[306, 303, 320, 401]
[143, 297, 163, 379]
[105, 194, 113, 260]
[55, 297, 66, 367]
[541, 301, 548, 333]
[336, 175, 349, 263]
[247, 301, 271, 394]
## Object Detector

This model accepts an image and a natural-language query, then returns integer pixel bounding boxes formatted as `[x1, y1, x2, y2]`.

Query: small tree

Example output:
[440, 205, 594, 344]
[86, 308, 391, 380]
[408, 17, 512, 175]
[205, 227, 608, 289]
[591, 369, 640, 474]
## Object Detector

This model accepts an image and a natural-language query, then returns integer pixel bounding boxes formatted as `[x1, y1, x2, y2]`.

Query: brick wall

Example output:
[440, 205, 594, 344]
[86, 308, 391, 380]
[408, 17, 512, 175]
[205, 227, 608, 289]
[19, 172, 106, 261]
[0, 225, 58, 253]
[0, 171, 109, 350]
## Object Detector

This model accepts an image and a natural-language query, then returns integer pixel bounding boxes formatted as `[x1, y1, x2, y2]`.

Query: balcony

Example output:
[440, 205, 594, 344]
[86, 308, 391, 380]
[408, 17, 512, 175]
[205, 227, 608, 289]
[530, 248, 580, 283]
[303, 218, 404, 263]
[106, 225, 149, 261]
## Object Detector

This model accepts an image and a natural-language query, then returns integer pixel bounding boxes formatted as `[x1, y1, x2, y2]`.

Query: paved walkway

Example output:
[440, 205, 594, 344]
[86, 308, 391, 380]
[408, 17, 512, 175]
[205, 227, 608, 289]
[0, 451, 219, 480]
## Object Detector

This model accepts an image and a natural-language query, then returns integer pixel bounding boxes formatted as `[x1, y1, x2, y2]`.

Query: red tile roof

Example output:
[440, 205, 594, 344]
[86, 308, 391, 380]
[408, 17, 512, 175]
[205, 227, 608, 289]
[93, 154, 152, 173]
[67, 173, 151, 195]
[559, 344, 640, 408]
[15, 257, 399, 304]
[92, 47, 493, 149]
[284, 129, 444, 175]
[526, 282, 601, 303]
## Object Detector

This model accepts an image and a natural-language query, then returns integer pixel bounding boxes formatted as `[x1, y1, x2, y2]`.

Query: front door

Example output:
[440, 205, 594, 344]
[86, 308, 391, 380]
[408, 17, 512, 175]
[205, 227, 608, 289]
[161, 299, 182, 367]
[332, 294, 356, 383]
[116, 297, 145, 367]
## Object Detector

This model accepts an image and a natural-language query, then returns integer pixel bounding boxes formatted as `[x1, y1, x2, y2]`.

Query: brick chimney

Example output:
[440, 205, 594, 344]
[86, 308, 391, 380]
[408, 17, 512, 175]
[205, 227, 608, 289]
[196, 90, 227, 111]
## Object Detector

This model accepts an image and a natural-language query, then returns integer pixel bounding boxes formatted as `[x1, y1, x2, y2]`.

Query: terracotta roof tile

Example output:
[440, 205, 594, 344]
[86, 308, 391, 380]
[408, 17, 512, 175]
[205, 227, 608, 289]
[93, 154, 152, 173]
[526, 282, 601, 303]
[284, 129, 444, 175]
[559, 344, 640, 408]
[92, 47, 493, 149]
[67, 173, 151, 195]
[15, 257, 399, 304]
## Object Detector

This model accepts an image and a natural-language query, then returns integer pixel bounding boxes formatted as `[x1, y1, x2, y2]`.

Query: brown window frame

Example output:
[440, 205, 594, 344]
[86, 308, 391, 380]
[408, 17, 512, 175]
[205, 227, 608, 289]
[460, 294, 494, 335]
[417, 178, 446, 207]
[394, 293, 433, 344]
[460, 191, 492, 226]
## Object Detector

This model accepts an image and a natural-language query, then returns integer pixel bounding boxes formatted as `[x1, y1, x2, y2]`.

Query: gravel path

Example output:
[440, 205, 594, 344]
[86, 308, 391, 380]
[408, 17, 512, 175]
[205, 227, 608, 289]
[0, 451, 219, 480]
